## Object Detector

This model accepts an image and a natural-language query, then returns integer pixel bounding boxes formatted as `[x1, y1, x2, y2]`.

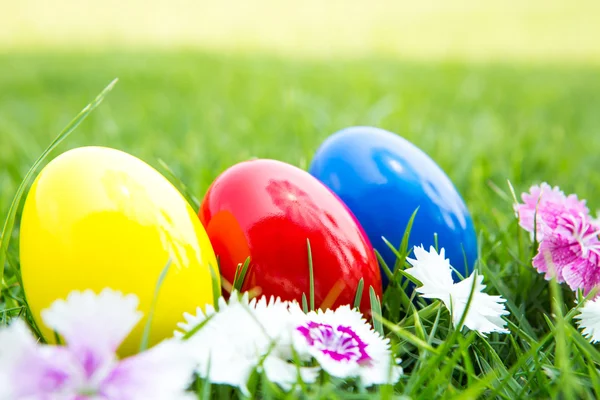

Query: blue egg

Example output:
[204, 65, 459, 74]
[309, 126, 477, 285]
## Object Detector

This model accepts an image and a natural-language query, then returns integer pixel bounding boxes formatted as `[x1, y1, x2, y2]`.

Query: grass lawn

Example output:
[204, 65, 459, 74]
[2, 51, 600, 398]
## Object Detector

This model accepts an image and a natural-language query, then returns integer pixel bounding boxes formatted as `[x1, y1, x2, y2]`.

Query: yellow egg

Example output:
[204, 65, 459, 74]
[20, 146, 219, 355]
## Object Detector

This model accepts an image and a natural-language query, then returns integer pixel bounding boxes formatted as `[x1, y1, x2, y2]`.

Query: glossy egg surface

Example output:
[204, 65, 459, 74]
[199, 159, 382, 315]
[20, 146, 219, 354]
[309, 126, 477, 283]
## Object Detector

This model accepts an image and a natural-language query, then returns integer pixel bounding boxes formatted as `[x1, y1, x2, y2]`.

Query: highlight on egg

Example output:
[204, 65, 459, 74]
[19, 146, 219, 355]
[309, 126, 478, 285]
[199, 158, 382, 316]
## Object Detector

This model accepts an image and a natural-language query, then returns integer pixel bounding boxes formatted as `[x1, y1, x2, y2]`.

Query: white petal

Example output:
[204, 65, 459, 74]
[252, 295, 296, 346]
[405, 246, 509, 336]
[0, 320, 81, 398]
[262, 354, 319, 391]
[576, 298, 600, 343]
[174, 304, 215, 339]
[0, 319, 38, 367]
[100, 339, 196, 400]
[0, 320, 37, 397]
[405, 246, 455, 298]
[176, 292, 286, 394]
[318, 356, 360, 379]
[449, 274, 510, 335]
[360, 355, 403, 386]
[42, 288, 142, 354]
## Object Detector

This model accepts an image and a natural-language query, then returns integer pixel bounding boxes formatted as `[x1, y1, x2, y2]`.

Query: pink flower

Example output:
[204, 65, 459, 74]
[0, 289, 195, 400]
[515, 183, 589, 241]
[532, 213, 600, 294]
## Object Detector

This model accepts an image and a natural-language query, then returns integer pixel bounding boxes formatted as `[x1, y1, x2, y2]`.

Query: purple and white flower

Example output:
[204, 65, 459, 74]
[290, 304, 402, 386]
[0, 289, 195, 400]
[406, 245, 509, 335]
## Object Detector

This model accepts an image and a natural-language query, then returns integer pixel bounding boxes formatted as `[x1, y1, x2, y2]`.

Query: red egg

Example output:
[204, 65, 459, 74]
[199, 159, 382, 315]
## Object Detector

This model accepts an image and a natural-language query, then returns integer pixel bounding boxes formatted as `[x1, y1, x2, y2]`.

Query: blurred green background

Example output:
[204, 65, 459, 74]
[2, 0, 599, 62]
[2, 0, 600, 233]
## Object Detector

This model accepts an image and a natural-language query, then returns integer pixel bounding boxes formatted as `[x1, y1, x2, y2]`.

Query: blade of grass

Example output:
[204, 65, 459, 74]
[393, 207, 419, 273]
[232, 256, 251, 292]
[375, 249, 395, 284]
[0, 78, 118, 292]
[140, 257, 171, 352]
[208, 263, 221, 311]
[307, 239, 315, 311]
[353, 278, 364, 310]
[157, 158, 201, 209]
[232, 264, 242, 291]
[200, 363, 213, 400]
[549, 277, 577, 399]
[370, 286, 383, 335]
[181, 313, 216, 340]
[381, 317, 439, 354]
[407, 271, 481, 392]
[301, 294, 308, 314]
[459, 289, 595, 400]
[480, 257, 537, 339]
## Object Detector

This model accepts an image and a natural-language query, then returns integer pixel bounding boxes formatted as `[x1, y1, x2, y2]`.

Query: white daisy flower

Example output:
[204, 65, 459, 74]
[575, 297, 600, 343]
[290, 303, 402, 386]
[175, 292, 317, 394]
[405, 245, 455, 298]
[406, 245, 510, 335]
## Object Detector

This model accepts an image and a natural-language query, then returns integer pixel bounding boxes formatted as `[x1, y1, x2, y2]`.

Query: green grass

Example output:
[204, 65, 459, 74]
[2, 51, 600, 398]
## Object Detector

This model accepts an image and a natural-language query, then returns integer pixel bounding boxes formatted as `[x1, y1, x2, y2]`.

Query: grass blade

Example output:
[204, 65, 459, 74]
[157, 158, 201, 209]
[232, 256, 251, 292]
[376, 248, 394, 281]
[381, 317, 439, 353]
[0, 78, 118, 292]
[301, 293, 308, 314]
[370, 286, 383, 335]
[307, 239, 315, 311]
[393, 207, 419, 273]
[353, 278, 364, 310]
[208, 263, 221, 312]
[139, 257, 171, 352]
[182, 313, 216, 340]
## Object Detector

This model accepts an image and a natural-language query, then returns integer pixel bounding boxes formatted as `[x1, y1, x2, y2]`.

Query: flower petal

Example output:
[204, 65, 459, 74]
[99, 339, 196, 400]
[176, 292, 283, 395]
[41, 288, 142, 375]
[291, 305, 401, 385]
[262, 354, 319, 391]
[576, 298, 600, 343]
[530, 211, 600, 294]
[450, 274, 509, 335]
[406, 246, 509, 336]
[359, 356, 403, 387]
[515, 183, 589, 241]
[532, 236, 572, 283]
[42, 288, 142, 352]
[406, 245, 455, 298]
[0, 320, 79, 398]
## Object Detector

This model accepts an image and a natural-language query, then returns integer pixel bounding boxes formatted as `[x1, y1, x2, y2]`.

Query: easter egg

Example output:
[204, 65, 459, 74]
[309, 126, 477, 284]
[199, 159, 382, 315]
[20, 146, 219, 354]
